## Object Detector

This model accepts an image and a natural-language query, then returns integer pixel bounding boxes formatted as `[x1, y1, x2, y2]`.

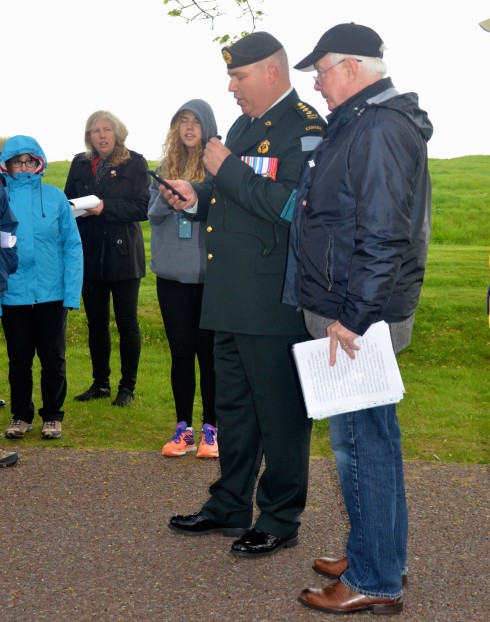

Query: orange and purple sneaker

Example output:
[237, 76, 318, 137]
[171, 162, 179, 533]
[162, 421, 196, 457]
[196, 424, 219, 459]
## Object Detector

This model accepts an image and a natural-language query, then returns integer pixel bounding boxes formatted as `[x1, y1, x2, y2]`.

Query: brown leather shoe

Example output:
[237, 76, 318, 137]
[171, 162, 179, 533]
[313, 556, 348, 578]
[298, 580, 403, 615]
[313, 556, 408, 585]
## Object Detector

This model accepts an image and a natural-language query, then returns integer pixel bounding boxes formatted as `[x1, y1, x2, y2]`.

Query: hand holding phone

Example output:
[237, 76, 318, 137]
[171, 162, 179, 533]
[148, 170, 187, 202]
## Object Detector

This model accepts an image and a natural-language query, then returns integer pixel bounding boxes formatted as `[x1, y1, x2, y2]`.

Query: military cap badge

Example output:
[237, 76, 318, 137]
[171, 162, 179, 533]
[222, 50, 232, 65]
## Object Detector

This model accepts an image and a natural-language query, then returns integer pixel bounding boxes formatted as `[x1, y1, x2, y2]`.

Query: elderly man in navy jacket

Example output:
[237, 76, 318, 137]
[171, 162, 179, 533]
[283, 23, 432, 615]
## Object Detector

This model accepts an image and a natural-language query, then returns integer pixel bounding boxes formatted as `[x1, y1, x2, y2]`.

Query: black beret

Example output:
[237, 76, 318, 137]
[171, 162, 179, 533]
[295, 23, 383, 71]
[222, 31, 284, 69]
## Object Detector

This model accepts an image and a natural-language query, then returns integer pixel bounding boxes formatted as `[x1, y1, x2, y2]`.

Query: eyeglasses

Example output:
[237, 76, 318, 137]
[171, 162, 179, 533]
[313, 58, 362, 84]
[312, 59, 347, 84]
[10, 157, 38, 169]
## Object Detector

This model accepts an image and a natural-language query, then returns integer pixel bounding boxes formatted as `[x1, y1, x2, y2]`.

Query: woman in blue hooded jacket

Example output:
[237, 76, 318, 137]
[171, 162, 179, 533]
[0, 135, 83, 440]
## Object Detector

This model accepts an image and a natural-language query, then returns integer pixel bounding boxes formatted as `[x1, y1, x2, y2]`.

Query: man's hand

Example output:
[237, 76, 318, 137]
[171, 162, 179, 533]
[203, 137, 231, 176]
[327, 320, 360, 366]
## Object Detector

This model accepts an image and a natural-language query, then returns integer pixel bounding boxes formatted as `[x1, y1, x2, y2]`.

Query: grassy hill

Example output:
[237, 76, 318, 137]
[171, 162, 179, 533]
[1, 156, 488, 463]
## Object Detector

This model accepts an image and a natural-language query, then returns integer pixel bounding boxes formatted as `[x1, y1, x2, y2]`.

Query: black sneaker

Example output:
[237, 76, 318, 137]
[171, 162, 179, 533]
[74, 385, 111, 402]
[0, 448, 19, 467]
[112, 388, 134, 407]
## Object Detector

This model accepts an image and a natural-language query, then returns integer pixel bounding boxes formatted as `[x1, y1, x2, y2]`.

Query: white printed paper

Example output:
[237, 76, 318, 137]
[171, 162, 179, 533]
[69, 195, 100, 217]
[292, 321, 405, 419]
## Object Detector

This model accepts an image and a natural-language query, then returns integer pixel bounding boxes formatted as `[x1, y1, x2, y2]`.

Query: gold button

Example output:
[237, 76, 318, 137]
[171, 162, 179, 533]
[207, 226, 213, 232]
[207, 253, 213, 260]
[210, 197, 217, 205]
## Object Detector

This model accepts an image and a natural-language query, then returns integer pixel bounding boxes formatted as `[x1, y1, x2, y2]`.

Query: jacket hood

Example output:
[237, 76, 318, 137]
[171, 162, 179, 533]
[371, 92, 433, 144]
[170, 99, 218, 142]
[0, 135, 47, 176]
[327, 78, 433, 144]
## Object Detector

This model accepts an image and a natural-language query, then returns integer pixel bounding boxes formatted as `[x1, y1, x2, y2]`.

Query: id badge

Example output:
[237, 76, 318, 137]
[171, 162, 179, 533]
[177, 212, 192, 239]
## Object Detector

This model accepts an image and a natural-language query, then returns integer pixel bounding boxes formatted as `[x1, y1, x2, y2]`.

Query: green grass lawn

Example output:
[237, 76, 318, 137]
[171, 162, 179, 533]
[0, 156, 488, 463]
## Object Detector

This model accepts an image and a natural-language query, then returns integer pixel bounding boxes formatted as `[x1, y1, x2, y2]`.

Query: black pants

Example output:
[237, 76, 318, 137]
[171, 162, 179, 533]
[82, 279, 141, 392]
[202, 331, 312, 537]
[156, 277, 215, 427]
[1, 301, 68, 423]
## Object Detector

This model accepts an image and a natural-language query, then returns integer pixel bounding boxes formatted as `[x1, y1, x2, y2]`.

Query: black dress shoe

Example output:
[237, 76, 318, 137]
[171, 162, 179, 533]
[230, 528, 298, 557]
[168, 511, 249, 537]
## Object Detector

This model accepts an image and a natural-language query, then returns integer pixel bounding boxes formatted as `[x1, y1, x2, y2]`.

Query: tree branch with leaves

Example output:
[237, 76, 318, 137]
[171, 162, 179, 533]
[162, 0, 265, 44]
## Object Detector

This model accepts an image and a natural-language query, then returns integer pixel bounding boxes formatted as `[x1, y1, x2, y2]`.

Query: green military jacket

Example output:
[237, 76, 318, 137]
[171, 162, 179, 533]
[196, 89, 325, 336]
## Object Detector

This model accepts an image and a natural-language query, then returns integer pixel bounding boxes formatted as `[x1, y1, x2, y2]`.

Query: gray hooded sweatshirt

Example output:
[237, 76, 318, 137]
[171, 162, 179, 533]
[148, 99, 217, 283]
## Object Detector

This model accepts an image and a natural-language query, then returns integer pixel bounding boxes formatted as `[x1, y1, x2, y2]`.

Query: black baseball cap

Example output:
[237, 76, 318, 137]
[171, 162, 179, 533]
[295, 23, 384, 71]
[222, 32, 284, 69]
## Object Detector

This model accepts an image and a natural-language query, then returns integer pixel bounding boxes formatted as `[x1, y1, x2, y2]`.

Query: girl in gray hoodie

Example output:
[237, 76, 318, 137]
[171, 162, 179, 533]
[148, 99, 219, 459]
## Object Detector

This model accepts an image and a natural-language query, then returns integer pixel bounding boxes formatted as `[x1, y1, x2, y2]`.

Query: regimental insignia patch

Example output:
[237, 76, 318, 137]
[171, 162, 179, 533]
[258, 140, 270, 154]
[297, 101, 320, 120]
[222, 50, 232, 65]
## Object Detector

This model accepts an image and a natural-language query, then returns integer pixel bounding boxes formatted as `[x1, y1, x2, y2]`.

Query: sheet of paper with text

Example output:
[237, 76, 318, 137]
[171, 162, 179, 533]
[292, 321, 405, 419]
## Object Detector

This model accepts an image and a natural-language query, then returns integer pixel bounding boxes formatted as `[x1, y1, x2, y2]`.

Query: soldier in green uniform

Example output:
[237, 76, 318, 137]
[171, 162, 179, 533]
[167, 32, 325, 557]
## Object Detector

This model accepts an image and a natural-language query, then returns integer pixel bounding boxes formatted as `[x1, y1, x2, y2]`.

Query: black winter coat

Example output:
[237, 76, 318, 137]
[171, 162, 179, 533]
[64, 150, 149, 291]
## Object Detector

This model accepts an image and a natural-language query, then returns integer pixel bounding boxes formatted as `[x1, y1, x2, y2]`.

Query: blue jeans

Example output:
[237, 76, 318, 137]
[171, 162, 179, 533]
[329, 404, 407, 598]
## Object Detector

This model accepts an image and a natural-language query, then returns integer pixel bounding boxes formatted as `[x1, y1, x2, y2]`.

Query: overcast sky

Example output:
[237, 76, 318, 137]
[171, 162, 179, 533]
[3, 0, 490, 162]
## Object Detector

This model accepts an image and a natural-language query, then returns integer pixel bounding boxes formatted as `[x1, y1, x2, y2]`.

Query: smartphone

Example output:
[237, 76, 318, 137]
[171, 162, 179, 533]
[148, 170, 187, 202]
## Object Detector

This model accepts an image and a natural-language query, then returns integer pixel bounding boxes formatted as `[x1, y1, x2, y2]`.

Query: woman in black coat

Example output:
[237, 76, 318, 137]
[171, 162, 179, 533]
[65, 110, 149, 406]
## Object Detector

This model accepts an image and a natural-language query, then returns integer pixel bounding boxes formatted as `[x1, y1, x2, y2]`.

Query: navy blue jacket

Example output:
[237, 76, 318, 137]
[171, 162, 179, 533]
[0, 184, 18, 313]
[283, 78, 433, 336]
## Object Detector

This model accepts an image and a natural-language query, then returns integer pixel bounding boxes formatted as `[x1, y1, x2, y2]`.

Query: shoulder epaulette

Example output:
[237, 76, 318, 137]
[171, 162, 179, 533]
[296, 101, 320, 121]
[295, 102, 325, 133]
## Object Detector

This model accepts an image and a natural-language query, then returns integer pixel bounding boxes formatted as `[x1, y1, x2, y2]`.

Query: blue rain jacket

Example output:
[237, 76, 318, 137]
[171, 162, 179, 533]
[0, 135, 83, 309]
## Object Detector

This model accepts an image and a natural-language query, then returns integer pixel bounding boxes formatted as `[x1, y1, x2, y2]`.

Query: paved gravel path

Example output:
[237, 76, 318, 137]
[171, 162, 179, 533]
[1, 448, 488, 621]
